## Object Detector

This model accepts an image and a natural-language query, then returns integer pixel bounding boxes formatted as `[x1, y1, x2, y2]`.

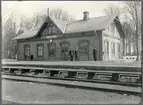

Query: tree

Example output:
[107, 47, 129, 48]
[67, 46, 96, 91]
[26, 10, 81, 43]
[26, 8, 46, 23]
[2, 13, 17, 58]
[124, 1, 141, 60]
[104, 4, 123, 17]
[50, 8, 76, 22]
[122, 22, 136, 55]
[31, 12, 46, 27]
[31, 8, 76, 28]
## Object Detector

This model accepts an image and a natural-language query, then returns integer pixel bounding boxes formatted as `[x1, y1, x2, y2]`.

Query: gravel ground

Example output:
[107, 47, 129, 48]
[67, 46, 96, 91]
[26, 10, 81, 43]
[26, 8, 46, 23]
[2, 80, 141, 104]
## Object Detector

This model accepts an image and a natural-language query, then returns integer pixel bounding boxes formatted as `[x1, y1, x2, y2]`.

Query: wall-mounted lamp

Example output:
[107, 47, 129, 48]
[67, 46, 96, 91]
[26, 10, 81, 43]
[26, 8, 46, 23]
[50, 39, 53, 43]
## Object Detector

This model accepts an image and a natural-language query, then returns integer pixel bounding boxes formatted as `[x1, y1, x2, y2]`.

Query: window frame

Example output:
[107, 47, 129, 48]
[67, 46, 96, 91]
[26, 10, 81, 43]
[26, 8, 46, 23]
[104, 40, 109, 54]
[24, 44, 30, 56]
[48, 42, 56, 57]
[37, 43, 44, 57]
[117, 43, 120, 53]
[111, 42, 116, 55]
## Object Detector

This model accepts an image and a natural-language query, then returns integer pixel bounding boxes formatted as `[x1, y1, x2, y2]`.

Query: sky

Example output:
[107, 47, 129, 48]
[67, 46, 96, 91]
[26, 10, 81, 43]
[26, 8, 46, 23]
[2, 1, 125, 23]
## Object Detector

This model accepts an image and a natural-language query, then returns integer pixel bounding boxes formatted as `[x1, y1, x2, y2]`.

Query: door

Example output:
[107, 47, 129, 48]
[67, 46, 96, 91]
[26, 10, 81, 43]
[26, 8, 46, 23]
[24, 44, 30, 61]
[60, 42, 70, 61]
[78, 40, 89, 61]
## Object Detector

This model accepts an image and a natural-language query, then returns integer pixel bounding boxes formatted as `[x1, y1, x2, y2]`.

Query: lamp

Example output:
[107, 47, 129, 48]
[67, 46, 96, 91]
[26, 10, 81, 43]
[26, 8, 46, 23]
[50, 39, 53, 43]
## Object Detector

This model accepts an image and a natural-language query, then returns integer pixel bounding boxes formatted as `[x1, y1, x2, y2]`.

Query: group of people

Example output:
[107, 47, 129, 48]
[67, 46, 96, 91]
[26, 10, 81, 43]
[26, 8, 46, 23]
[69, 49, 78, 61]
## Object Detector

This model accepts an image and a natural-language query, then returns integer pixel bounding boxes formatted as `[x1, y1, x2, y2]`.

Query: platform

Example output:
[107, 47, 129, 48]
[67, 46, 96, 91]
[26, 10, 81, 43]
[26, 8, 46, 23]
[2, 60, 142, 72]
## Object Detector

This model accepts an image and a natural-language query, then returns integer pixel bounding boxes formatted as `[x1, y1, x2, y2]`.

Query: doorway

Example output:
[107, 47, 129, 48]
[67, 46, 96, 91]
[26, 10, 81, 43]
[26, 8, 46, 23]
[60, 41, 70, 61]
[78, 40, 89, 61]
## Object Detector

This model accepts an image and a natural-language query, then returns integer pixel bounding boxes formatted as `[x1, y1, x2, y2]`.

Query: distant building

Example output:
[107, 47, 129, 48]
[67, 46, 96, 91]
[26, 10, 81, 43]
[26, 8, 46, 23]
[14, 11, 125, 61]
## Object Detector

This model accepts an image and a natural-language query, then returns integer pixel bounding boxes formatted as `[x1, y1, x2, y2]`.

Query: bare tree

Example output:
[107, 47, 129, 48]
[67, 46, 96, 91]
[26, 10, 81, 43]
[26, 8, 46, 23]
[30, 8, 76, 28]
[2, 13, 17, 58]
[122, 22, 136, 55]
[31, 12, 46, 27]
[104, 4, 123, 16]
[50, 8, 76, 22]
[124, 1, 141, 60]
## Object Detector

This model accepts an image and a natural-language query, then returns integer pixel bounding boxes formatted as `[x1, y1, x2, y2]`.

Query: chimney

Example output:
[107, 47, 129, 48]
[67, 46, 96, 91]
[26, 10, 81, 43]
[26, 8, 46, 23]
[83, 11, 89, 20]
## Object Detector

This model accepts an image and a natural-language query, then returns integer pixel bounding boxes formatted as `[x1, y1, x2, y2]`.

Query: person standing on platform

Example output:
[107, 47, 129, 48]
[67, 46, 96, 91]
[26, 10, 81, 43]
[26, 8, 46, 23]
[69, 49, 74, 61]
[30, 54, 34, 61]
[93, 48, 97, 61]
[75, 49, 78, 61]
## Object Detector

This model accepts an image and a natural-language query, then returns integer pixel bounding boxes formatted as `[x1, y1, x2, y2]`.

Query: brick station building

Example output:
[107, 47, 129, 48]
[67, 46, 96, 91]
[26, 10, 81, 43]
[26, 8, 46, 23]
[14, 11, 125, 61]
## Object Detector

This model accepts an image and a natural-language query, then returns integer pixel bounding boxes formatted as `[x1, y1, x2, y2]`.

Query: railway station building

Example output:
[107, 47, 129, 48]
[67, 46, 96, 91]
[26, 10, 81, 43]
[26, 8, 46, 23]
[14, 11, 125, 61]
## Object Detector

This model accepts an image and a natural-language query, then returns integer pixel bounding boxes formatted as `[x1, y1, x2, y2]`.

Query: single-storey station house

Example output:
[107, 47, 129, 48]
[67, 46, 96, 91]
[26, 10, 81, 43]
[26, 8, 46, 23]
[14, 11, 125, 61]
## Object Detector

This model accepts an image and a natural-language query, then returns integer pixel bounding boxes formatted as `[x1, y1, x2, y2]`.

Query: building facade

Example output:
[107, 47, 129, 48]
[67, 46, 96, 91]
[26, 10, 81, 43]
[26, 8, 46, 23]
[14, 11, 125, 61]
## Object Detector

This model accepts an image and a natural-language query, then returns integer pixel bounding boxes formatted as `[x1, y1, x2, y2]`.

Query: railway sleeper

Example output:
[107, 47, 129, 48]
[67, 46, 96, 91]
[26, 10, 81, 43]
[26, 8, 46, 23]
[119, 74, 140, 78]
[34, 70, 44, 75]
[49, 70, 59, 76]
[9, 68, 19, 73]
[119, 74, 141, 83]
[57, 71, 68, 78]
[76, 72, 88, 79]
[136, 75, 142, 83]
[67, 71, 77, 78]
[43, 70, 50, 76]
[96, 73, 112, 77]
[87, 72, 95, 79]
[111, 73, 119, 81]
[2, 68, 10, 73]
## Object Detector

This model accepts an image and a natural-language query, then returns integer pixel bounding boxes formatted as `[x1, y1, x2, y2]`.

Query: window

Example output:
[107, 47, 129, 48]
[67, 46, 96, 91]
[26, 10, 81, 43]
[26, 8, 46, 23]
[104, 40, 109, 54]
[24, 44, 30, 56]
[79, 40, 89, 55]
[37, 44, 44, 57]
[48, 42, 56, 57]
[107, 26, 110, 31]
[111, 42, 115, 55]
[117, 43, 120, 53]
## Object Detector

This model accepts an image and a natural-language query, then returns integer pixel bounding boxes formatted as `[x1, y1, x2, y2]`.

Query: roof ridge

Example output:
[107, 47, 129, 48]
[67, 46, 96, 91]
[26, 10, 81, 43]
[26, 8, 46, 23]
[67, 15, 110, 25]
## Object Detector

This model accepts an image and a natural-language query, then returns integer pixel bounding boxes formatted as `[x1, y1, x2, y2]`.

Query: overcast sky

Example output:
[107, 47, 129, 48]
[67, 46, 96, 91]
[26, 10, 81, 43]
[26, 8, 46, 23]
[2, 1, 125, 23]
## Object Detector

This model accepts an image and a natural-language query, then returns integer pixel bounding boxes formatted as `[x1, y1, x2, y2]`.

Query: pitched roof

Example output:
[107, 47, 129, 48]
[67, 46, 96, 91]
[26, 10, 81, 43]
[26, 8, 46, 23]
[50, 16, 67, 33]
[65, 15, 116, 33]
[14, 27, 40, 40]
[14, 15, 120, 40]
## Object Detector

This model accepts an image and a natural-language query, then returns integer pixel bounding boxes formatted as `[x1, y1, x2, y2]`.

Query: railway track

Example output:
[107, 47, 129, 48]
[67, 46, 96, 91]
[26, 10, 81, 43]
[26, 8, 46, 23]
[2, 65, 141, 88]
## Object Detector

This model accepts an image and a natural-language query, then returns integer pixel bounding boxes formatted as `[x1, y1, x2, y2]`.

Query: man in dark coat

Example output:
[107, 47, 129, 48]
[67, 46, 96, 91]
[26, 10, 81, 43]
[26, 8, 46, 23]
[69, 49, 74, 61]
[93, 48, 97, 61]
[75, 49, 78, 61]
[30, 54, 34, 61]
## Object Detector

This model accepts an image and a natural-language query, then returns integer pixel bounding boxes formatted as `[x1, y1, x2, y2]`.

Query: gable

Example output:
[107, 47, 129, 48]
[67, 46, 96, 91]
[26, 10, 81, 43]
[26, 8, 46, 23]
[103, 16, 125, 40]
[104, 21, 121, 38]
[39, 17, 63, 37]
